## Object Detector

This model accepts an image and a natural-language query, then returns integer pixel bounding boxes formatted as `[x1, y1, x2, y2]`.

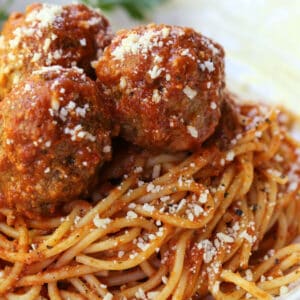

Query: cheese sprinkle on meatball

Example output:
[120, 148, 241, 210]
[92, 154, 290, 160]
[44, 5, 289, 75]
[95, 24, 225, 152]
[0, 3, 111, 100]
[0, 66, 112, 217]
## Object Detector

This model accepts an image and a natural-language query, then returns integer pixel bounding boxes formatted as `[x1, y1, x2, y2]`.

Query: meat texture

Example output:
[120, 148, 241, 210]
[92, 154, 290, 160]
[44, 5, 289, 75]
[0, 66, 112, 217]
[96, 24, 225, 152]
[0, 3, 111, 100]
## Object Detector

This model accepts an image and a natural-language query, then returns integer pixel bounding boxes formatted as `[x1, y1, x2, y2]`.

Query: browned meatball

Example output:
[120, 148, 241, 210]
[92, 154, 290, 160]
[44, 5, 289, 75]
[0, 3, 111, 100]
[206, 92, 242, 150]
[0, 66, 112, 217]
[95, 24, 225, 152]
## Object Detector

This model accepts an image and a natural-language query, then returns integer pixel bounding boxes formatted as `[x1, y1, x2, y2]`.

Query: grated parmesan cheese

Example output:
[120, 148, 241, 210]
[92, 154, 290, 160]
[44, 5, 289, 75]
[183, 86, 197, 100]
[226, 150, 235, 161]
[187, 126, 198, 138]
[135, 288, 146, 299]
[210, 101, 217, 110]
[103, 293, 113, 300]
[245, 269, 253, 281]
[148, 65, 163, 79]
[26, 4, 63, 29]
[216, 232, 234, 243]
[126, 211, 138, 219]
[199, 190, 209, 203]
[93, 215, 111, 228]
[152, 89, 161, 103]
[103, 145, 111, 153]
[119, 77, 127, 89]
[142, 203, 155, 213]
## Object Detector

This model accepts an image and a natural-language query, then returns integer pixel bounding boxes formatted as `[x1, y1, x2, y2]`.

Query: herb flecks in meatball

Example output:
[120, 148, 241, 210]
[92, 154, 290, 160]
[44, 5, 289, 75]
[95, 24, 225, 152]
[0, 3, 111, 100]
[0, 66, 112, 217]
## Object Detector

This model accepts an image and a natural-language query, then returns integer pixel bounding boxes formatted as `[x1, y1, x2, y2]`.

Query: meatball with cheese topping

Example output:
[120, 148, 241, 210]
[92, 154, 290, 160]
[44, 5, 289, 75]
[0, 66, 112, 217]
[0, 3, 111, 100]
[96, 24, 225, 152]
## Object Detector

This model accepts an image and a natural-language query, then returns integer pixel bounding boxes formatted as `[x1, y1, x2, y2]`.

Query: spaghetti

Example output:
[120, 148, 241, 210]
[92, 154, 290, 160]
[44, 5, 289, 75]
[0, 102, 300, 300]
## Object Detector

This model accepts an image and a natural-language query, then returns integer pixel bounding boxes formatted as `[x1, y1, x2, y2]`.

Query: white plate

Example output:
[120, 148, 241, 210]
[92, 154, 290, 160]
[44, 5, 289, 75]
[5, 0, 300, 298]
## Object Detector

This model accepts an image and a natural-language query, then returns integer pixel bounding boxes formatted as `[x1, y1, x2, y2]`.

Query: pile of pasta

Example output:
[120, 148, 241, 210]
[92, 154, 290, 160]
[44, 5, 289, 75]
[0, 103, 300, 300]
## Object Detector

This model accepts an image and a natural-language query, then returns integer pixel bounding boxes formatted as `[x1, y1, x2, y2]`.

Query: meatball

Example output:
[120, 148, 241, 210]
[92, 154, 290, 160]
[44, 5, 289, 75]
[0, 66, 112, 217]
[0, 3, 111, 100]
[206, 93, 242, 150]
[95, 24, 225, 152]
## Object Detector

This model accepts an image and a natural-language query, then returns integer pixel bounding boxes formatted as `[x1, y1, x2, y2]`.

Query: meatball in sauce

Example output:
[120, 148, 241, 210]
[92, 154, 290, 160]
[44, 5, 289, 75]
[0, 66, 112, 217]
[96, 24, 225, 152]
[0, 3, 111, 100]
